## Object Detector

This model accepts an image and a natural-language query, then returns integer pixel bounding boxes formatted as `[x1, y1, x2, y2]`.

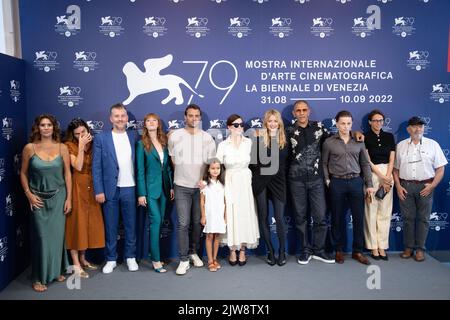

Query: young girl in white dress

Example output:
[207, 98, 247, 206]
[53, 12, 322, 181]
[200, 158, 227, 272]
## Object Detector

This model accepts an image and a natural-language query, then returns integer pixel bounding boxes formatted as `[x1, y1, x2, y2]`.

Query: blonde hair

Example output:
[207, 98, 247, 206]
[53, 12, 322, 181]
[261, 109, 286, 149]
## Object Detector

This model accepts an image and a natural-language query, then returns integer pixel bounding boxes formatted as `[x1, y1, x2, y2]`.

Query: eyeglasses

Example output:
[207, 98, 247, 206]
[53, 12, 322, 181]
[370, 119, 384, 123]
[407, 143, 423, 164]
[231, 123, 244, 128]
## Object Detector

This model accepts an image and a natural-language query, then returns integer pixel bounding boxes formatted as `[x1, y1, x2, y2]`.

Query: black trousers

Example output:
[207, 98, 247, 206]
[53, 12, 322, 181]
[255, 188, 286, 254]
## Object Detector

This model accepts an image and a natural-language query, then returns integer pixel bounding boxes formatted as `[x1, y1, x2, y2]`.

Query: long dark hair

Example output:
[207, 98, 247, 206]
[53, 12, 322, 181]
[202, 158, 225, 185]
[29, 114, 61, 143]
[64, 118, 91, 143]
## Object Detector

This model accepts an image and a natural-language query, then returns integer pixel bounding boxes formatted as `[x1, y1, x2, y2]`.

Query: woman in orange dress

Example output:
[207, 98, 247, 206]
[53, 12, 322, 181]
[64, 118, 105, 278]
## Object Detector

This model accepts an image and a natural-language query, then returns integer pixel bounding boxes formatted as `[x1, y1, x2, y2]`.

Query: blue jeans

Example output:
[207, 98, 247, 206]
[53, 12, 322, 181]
[329, 177, 365, 253]
[103, 186, 137, 261]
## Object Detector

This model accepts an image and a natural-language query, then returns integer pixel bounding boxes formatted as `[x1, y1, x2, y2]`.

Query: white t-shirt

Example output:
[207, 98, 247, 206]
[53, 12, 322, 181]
[395, 137, 448, 180]
[168, 128, 216, 188]
[112, 131, 135, 187]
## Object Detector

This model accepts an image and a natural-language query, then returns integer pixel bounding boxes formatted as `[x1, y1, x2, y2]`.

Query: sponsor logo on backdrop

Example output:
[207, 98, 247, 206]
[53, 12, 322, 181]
[160, 218, 173, 238]
[55, 5, 81, 37]
[0, 158, 4, 182]
[352, 5, 381, 38]
[430, 83, 450, 103]
[377, 0, 392, 3]
[169, 0, 184, 3]
[382, 117, 392, 132]
[73, 51, 99, 72]
[269, 17, 293, 38]
[99, 16, 124, 38]
[122, 54, 204, 105]
[295, 0, 311, 4]
[310, 17, 334, 38]
[228, 17, 252, 38]
[9, 80, 21, 102]
[429, 212, 449, 231]
[86, 120, 104, 134]
[0, 236, 7, 262]
[253, 0, 269, 3]
[391, 212, 403, 232]
[392, 16, 415, 37]
[443, 149, 450, 161]
[419, 0, 430, 3]
[407, 50, 430, 71]
[13, 153, 20, 175]
[5, 194, 14, 217]
[126, 120, 144, 131]
[167, 119, 185, 130]
[186, 17, 210, 38]
[33, 50, 59, 72]
[418, 116, 432, 134]
[2, 117, 13, 141]
[143, 16, 168, 38]
[337, 0, 351, 4]
[57, 86, 83, 107]
[211, 0, 227, 3]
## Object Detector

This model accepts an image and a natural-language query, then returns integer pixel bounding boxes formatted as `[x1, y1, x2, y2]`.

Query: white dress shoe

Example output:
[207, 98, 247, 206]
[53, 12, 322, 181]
[102, 261, 117, 274]
[126, 258, 139, 271]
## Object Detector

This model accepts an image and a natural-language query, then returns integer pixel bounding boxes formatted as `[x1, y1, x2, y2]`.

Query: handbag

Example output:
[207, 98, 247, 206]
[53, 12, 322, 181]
[375, 186, 387, 200]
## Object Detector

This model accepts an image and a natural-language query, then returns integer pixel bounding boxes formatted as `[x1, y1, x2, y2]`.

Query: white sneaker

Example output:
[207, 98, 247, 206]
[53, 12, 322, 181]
[126, 258, 139, 272]
[176, 261, 190, 275]
[102, 261, 117, 274]
[190, 253, 204, 267]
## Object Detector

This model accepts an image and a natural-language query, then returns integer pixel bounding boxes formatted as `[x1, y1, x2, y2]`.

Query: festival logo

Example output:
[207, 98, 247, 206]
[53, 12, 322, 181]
[0, 236, 7, 263]
[99, 16, 124, 38]
[0, 158, 4, 183]
[295, 0, 311, 4]
[33, 50, 59, 72]
[310, 17, 334, 38]
[9, 80, 21, 103]
[269, 17, 293, 38]
[55, 5, 81, 37]
[390, 212, 403, 232]
[2, 117, 13, 141]
[228, 17, 251, 38]
[430, 83, 450, 103]
[167, 119, 185, 130]
[73, 51, 99, 72]
[407, 50, 430, 71]
[392, 16, 416, 38]
[5, 194, 14, 217]
[429, 212, 449, 231]
[57, 86, 83, 107]
[143, 16, 168, 38]
[86, 120, 104, 134]
[186, 17, 210, 38]
[382, 117, 392, 132]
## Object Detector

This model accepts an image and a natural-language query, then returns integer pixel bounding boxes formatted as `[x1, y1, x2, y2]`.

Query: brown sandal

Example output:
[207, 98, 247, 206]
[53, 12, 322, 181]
[32, 282, 47, 292]
[213, 260, 221, 269]
[56, 275, 66, 282]
[208, 262, 217, 272]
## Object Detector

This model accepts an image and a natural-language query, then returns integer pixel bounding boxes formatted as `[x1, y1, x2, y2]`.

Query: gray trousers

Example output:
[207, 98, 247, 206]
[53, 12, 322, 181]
[399, 180, 434, 250]
[174, 184, 201, 261]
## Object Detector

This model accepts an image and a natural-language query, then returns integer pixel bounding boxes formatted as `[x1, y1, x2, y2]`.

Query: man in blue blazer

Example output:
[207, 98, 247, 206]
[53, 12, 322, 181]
[92, 103, 139, 273]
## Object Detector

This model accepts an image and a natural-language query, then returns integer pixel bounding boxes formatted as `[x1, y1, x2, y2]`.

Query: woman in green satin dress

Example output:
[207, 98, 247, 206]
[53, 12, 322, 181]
[20, 114, 72, 292]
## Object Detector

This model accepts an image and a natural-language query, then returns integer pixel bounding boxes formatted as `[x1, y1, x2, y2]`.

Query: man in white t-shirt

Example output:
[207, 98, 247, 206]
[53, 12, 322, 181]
[93, 103, 139, 273]
[393, 116, 447, 262]
[168, 104, 216, 275]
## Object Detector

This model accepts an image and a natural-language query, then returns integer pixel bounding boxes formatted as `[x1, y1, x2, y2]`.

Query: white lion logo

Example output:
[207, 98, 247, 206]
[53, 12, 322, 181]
[122, 54, 204, 105]
[353, 17, 365, 27]
[145, 17, 157, 26]
[6, 195, 12, 205]
[3, 118, 10, 128]
[56, 15, 68, 25]
[409, 51, 421, 60]
[313, 18, 324, 26]
[59, 86, 72, 95]
[187, 17, 199, 26]
[432, 84, 443, 93]
[394, 17, 406, 26]
[101, 16, 113, 25]
[271, 17, 283, 26]
[168, 120, 180, 129]
[10, 80, 17, 90]
[391, 213, 401, 221]
[251, 119, 262, 128]
[209, 119, 221, 128]
[75, 51, 88, 60]
[230, 17, 241, 27]
[35, 51, 48, 60]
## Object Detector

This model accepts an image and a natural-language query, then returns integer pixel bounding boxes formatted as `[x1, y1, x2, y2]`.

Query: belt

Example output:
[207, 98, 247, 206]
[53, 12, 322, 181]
[331, 173, 360, 180]
[401, 178, 434, 184]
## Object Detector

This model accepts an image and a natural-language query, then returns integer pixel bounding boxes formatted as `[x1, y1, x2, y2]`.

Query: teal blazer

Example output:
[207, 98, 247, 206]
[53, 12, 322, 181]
[136, 140, 173, 200]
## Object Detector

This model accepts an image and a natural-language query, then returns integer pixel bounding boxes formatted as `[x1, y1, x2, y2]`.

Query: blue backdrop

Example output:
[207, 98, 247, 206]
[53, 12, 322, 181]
[13, 0, 450, 263]
[0, 53, 28, 291]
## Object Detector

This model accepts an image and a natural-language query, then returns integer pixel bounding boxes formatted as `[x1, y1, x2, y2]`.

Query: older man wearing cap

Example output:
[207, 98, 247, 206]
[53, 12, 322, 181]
[393, 116, 447, 262]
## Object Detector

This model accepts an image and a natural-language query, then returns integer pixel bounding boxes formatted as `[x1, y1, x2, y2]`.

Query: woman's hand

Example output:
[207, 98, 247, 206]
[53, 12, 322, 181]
[64, 199, 72, 215]
[27, 192, 44, 211]
[78, 132, 92, 150]
[201, 216, 206, 226]
[170, 189, 174, 201]
[138, 196, 147, 207]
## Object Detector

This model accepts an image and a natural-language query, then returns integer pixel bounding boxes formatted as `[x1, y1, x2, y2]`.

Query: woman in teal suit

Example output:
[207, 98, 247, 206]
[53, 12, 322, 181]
[137, 113, 174, 273]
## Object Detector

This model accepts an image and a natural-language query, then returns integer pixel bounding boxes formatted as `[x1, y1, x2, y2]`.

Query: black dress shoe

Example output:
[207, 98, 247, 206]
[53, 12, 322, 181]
[370, 253, 381, 261]
[277, 252, 287, 266]
[379, 254, 388, 261]
[238, 250, 246, 266]
[266, 253, 276, 266]
[228, 259, 238, 266]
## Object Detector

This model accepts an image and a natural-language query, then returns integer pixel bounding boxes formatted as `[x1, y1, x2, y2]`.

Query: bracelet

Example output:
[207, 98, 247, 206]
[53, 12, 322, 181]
[24, 189, 31, 194]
